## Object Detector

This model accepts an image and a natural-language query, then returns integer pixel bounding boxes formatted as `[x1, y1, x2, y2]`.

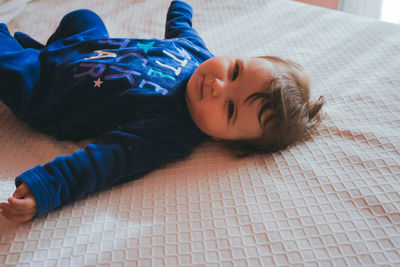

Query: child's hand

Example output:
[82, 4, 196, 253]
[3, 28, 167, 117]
[0, 182, 37, 223]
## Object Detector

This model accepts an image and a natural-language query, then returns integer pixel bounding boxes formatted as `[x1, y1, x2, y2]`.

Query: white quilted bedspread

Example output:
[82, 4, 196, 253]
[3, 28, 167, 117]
[1, 0, 399, 266]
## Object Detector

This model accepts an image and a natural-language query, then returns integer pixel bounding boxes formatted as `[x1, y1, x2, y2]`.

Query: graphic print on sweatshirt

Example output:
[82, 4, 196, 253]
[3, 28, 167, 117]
[70, 38, 196, 96]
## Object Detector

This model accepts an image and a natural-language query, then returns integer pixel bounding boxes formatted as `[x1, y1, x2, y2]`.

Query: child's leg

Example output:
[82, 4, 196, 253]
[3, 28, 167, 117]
[0, 24, 23, 52]
[46, 9, 109, 45]
[0, 23, 40, 118]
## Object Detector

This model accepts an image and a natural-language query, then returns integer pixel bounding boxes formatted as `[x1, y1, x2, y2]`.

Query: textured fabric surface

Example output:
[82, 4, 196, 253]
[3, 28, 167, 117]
[1, 0, 400, 266]
[0, 0, 31, 23]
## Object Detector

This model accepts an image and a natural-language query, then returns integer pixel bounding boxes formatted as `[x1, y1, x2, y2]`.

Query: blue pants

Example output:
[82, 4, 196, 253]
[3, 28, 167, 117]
[0, 9, 108, 121]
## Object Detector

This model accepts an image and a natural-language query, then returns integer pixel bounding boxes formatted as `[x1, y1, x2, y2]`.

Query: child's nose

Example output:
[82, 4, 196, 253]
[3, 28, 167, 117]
[211, 78, 224, 97]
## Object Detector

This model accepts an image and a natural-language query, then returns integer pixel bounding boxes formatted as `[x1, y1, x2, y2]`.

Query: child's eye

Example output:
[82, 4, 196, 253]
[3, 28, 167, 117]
[228, 100, 235, 119]
[232, 63, 239, 81]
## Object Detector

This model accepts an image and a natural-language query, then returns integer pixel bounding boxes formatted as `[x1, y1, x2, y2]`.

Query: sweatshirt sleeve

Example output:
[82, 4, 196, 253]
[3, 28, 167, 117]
[164, 1, 208, 49]
[15, 117, 204, 217]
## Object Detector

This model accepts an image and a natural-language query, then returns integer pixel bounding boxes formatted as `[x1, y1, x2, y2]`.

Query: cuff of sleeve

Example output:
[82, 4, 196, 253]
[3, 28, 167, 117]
[15, 165, 56, 218]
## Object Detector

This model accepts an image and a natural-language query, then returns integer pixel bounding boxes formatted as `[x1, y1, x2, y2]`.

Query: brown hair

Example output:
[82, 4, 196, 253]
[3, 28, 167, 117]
[226, 56, 325, 157]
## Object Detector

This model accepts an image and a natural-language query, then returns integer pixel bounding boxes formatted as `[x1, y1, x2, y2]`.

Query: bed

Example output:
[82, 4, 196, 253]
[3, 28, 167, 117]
[1, 0, 399, 266]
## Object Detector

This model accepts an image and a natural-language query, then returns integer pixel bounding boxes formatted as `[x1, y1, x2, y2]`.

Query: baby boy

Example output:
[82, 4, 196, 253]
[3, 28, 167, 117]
[0, 1, 324, 222]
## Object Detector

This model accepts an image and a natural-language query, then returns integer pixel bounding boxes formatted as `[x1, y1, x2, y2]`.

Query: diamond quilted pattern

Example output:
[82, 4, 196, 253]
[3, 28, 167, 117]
[1, 0, 400, 266]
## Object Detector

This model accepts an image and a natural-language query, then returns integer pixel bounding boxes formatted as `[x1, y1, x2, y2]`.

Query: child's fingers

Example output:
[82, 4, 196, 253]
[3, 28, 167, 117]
[8, 194, 36, 210]
[0, 183, 37, 223]
[13, 183, 30, 198]
[0, 202, 36, 215]
[1, 209, 35, 223]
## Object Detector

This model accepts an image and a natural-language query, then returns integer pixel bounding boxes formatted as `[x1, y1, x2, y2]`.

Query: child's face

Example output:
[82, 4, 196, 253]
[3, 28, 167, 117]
[186, 56, 274, 141]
